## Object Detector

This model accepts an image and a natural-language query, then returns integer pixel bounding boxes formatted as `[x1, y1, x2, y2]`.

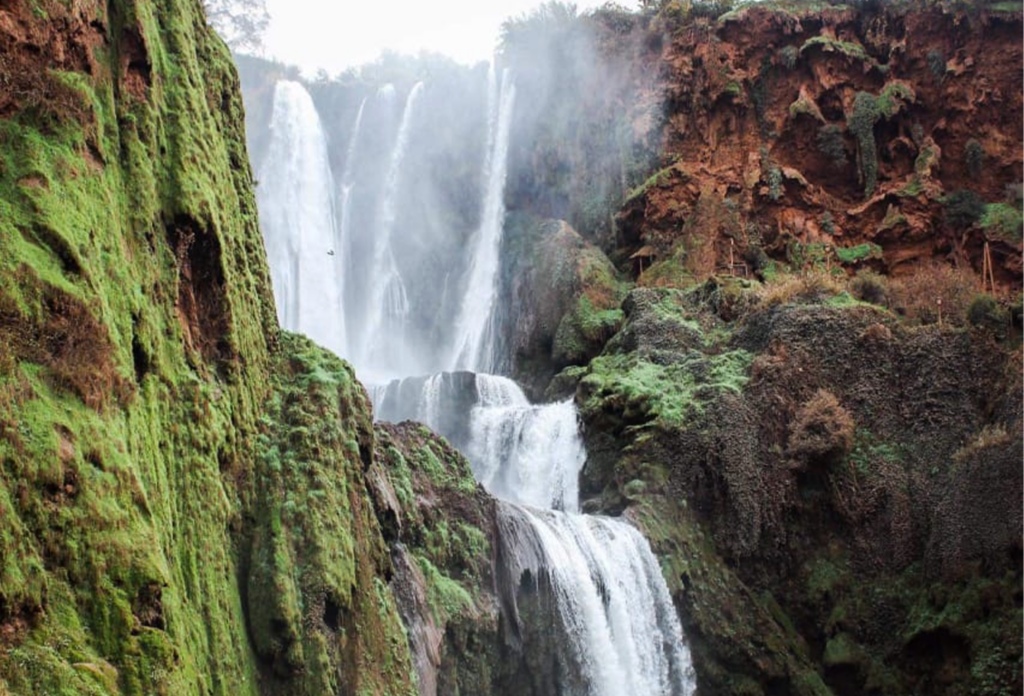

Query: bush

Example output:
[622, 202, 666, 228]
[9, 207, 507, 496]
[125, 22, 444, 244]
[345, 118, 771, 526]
[767, 166, 783, 201]
[927, 49, 946, 82]
[779, 45, 799, 70]
[943, 189, 985, 229]
[964, 139, 984, 179]
[787, 390, 856, 470]
[817, 124, 848, 169]
[888, 262, 979, 326]
[757, 271, 845, 308]
[820, 211, 836, 235]
[967, 294, 1009, 332]
[850, 271, 889, 306]
[848, 92, 880, 197]
[743, 244, 770, 273]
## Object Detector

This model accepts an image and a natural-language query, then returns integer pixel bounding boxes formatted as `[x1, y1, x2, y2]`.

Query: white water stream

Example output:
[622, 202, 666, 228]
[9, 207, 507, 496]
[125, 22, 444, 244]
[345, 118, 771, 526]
[449, 66, 517, 374]
[254, 69, 695, 696]
[257, 80, 346, 355]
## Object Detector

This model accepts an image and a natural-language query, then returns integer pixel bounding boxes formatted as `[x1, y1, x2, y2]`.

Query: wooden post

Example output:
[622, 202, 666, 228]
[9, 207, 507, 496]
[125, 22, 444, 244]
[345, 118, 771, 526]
[984, 242, 996, 295]
[982, 242, 990, 293]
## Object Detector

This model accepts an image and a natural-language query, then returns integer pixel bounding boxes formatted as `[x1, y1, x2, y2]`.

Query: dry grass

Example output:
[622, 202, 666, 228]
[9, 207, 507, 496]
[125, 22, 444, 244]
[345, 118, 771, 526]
[888, 262, 980, 327]
[952, 424, 1015, 463]
[787, 389, 856, 469]
[756, 270, 846, 308]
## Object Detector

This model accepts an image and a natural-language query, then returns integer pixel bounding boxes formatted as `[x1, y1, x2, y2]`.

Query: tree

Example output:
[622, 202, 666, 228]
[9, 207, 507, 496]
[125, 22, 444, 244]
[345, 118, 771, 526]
[203, 0, 270, 55]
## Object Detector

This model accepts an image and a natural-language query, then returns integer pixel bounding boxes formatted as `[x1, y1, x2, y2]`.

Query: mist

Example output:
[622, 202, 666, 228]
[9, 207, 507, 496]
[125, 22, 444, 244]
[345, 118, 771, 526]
[238, 2, 666, 384]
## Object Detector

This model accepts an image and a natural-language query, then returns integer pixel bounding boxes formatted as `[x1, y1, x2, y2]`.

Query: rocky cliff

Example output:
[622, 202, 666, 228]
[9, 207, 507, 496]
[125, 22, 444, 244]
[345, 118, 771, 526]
[0, 1, 499, 694]
[501, 2, 1023, 694]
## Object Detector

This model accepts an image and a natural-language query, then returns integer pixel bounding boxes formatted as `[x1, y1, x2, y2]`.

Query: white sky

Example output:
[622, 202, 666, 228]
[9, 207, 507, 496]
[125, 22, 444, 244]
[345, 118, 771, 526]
[263, 0, 622, 75]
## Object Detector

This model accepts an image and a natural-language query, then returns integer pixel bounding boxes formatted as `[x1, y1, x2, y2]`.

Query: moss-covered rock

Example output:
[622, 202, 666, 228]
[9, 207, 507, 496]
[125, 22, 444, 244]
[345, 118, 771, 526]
[502, 213, 630, 398]
[0, 3, 484, 696]
[573, 283, 1022, 696]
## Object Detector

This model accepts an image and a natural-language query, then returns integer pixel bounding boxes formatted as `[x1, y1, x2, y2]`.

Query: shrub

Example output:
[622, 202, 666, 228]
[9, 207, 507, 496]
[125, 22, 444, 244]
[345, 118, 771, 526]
[743, 244, 770, 273]
[820, 211, 836, 235]
[779, 45, 799, 70]
[888, 262, 979, 326]
[964, 139, 984, 179]
[757, 271, 845, 308]
[910, 123, 925, 147]
[767, 166, 784, 201]
[967, 294, 1009, 331]
[787, 390, 856, 470]
[979, 203, 1023, 244]
[850, 271, 889, 306]
[927, 49, 946, 82]
[817, 124, 848, 169]
[848, 92, 880, 197]
[942, 189, 985, 229]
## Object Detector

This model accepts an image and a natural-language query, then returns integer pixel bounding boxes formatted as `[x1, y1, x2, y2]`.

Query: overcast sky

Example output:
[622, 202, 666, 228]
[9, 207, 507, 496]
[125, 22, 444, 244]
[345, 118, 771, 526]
[263, 0, 621, 74]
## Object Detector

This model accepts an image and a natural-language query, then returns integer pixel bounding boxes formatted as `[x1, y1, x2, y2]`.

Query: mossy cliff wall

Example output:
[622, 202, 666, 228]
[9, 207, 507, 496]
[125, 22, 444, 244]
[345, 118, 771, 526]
[0, 2, 495, 695]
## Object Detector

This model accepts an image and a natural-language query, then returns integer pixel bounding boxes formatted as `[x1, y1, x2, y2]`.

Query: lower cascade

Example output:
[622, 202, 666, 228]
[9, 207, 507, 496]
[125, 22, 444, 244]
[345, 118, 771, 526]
[371, 372, 697, 694]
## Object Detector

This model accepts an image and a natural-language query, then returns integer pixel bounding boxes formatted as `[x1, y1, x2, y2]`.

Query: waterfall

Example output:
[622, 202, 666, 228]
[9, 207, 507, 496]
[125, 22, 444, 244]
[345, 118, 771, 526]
[257, 80, 346, 355]
[336, 96, 368, 319]
[251, 67, 695, 696]
[468, 375, 584, 512]
[498, 507, 696, 696]
[449, 67, 517, 373]
[360, 82, 425, 380]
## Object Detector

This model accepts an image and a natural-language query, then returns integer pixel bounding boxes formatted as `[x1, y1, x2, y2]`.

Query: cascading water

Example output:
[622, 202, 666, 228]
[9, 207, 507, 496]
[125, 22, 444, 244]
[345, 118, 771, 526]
[257, 80, 346, 355]
[252, 66, 694, 696]
[449, 66, 517, 373]
[372, 371, 696, 695]
[336, 96, 368, 320]
[371, 373, 585, 512]
[360, 82, 425, 380]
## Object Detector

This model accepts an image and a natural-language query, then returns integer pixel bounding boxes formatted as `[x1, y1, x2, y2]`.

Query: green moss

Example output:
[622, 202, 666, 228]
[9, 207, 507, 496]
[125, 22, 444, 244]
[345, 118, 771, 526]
[580, 349, 753, 429]
[719, 0, 850, 23]
[875, 81, 915, 119]
[897, 176, 924, 197]
[800, 35, 871, 63]
[834, 243, 883, 264]
[415, 554, 475, 623]
[788, 93, 825, 122]
[553, 243, 630, 365]
[879, 206, 907, 231]
[843, 429, 906, 477]
[626, 162, 687, 203]
[980, 202, 1023, 243]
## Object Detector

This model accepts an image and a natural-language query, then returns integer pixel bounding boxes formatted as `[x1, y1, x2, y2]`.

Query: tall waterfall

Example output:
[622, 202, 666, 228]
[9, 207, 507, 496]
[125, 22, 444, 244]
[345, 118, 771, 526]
[359, 82, 425, 380]
[449, 67, 517, 373]
[257, 80, 346, 355]
[250, 67, 695, 696]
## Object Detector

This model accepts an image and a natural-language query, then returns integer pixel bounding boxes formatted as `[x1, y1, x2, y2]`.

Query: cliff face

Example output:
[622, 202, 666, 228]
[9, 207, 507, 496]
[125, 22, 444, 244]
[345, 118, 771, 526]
[0, 0, 275, 691]
[613, 1, 1023, 288]
[572, 282, 1021, 695]
[0, 2, 497, 695]
[510, 4, 1024, 694]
